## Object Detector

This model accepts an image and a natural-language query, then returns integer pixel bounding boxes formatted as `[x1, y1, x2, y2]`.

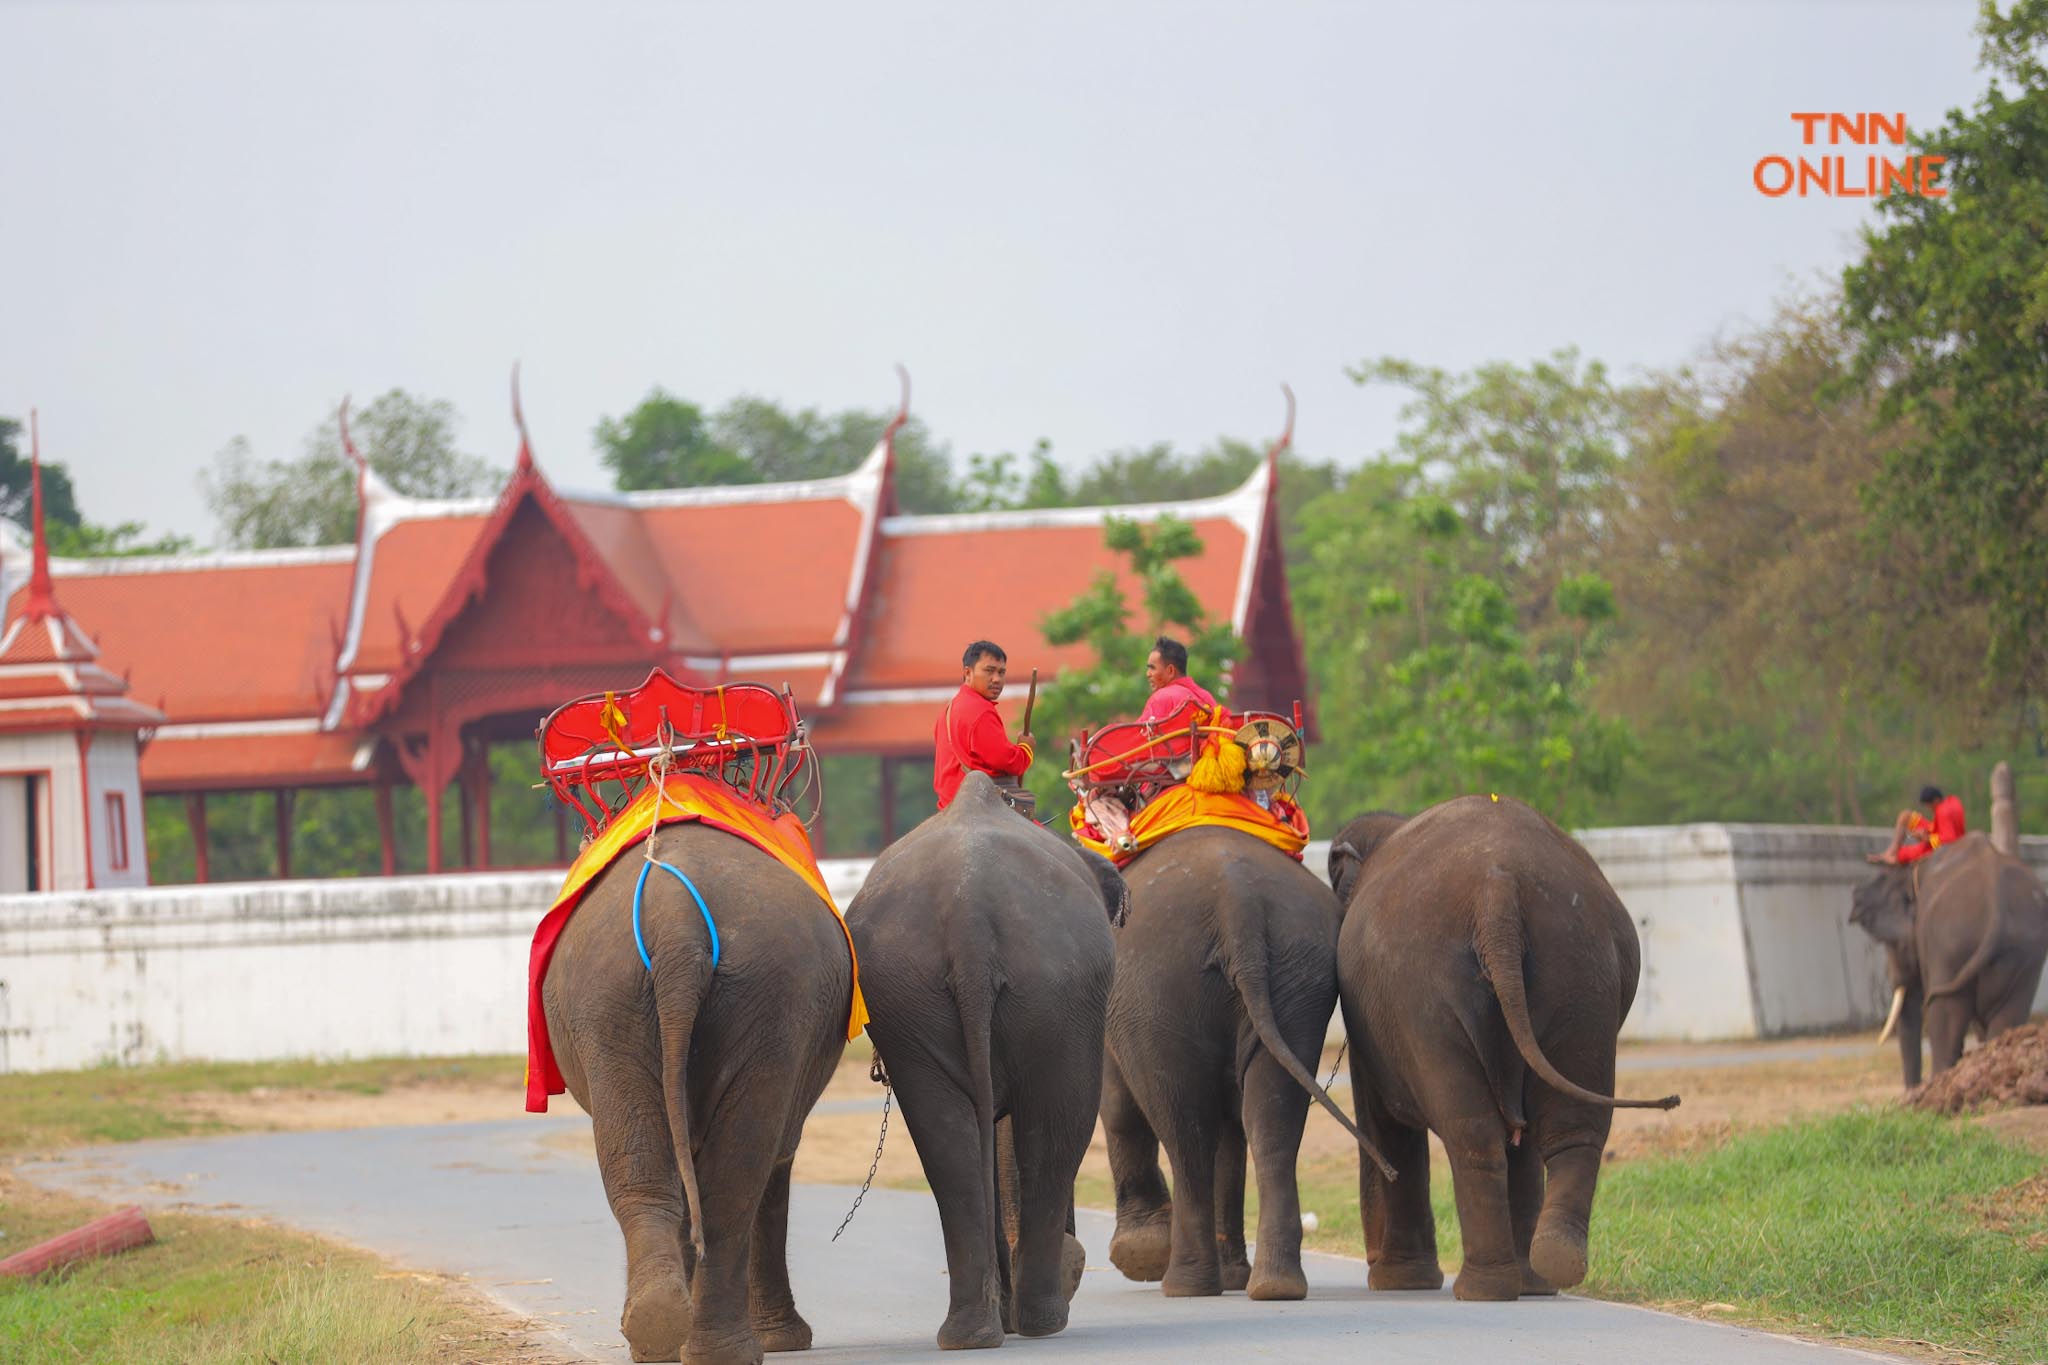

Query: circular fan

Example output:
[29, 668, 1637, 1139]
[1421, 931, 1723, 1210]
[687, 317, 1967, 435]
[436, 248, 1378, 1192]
[1234, 715, 1304, 785]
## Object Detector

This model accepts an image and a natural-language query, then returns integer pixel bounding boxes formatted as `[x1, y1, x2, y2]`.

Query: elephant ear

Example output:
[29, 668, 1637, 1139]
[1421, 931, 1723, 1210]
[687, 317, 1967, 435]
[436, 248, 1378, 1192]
[1328, 840, 1365, 907]
[1077, 849, 1131, 928]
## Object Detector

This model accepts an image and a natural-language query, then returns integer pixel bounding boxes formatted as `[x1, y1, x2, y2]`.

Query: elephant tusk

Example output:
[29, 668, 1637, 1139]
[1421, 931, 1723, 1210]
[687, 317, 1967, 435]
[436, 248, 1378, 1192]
[1877, 986, 1906, 1045]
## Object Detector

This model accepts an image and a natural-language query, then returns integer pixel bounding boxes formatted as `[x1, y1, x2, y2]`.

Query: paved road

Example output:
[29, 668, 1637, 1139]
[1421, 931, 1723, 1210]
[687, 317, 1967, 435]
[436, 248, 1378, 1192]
[22, 1119, 1900, 1363]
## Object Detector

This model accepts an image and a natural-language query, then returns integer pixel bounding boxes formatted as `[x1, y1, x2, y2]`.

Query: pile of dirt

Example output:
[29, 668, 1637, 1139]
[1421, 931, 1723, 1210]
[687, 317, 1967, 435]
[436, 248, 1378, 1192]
[1908, 1018, 2048, 1114]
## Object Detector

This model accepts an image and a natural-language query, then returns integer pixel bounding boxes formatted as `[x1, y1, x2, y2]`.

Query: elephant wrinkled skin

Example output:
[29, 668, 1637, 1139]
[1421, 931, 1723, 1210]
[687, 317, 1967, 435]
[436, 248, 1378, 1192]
[847, 773, 1121, 1350]
[1850, 832, 2048, 1089]
[1329, 798, 1678, 1302]
[1102, 825, 1384, 1301]
[542, 823, 853, 1365]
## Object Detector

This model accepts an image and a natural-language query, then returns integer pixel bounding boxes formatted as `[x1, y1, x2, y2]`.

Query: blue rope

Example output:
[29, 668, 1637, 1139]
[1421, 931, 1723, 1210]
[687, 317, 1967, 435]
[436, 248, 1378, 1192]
[633, 858, 720, 973]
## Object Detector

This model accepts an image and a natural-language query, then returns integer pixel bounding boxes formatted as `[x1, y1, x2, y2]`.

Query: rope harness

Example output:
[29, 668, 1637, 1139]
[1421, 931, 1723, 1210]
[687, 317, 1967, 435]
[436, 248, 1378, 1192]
[832, 1052, 893, 1242]
[630, 722, 722, 974]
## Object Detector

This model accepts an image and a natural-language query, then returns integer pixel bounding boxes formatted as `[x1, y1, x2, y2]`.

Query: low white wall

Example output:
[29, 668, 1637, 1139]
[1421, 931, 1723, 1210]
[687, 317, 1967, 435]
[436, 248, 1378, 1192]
[1, 827, 2043, 1071]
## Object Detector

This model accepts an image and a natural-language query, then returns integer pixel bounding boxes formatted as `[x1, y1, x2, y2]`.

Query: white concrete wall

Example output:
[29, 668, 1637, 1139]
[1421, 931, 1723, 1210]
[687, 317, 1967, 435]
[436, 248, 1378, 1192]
[85, 732, 149, 889]
[1, 826, 2044, 1072]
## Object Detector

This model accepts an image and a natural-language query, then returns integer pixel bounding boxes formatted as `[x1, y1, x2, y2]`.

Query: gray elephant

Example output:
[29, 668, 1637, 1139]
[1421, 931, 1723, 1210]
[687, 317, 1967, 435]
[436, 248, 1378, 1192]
[1850, 832, 2048, 1088]
[1328, 799, 1679, 1302]
[847, 773, 1123, 1349]
[542, 822, 854, 1365]
[1102, 825, 1390, 1300]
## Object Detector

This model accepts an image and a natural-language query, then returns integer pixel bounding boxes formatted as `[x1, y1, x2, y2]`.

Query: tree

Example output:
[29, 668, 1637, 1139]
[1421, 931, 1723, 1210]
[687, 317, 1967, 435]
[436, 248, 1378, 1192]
[201, 391, 499, 549]
[1, 415, 189, 557]
[1067, 439, 1260, 506]
[1024, 516, 1238, 825]
[1843, 0, 2048, 700]
[596, 389, 755, 490]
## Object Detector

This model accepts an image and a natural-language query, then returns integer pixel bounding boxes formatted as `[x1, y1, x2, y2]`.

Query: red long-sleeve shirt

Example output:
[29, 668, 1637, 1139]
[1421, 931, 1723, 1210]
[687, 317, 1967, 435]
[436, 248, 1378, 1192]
[1139, 676, 1218, 724]
[933, 685, 1034, 809]
[1899, 794, 1966, 863]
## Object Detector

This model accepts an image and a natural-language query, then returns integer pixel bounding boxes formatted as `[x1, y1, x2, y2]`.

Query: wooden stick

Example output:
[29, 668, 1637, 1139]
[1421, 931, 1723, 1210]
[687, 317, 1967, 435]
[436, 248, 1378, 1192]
[1021, 668, 1039, 735]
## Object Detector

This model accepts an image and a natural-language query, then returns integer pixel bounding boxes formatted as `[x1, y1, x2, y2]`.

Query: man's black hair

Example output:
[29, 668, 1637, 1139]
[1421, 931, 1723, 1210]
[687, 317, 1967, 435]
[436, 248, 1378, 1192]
[1919, 785, 1944, 805]
[1153, 636, 1189, 674]
[963, 640, 1007, 668]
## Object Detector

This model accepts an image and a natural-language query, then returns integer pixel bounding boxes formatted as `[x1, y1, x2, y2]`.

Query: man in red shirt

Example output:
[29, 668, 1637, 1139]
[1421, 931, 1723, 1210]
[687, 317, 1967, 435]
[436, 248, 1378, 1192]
[934, 640, 1035, 811]
[1869, 785, 1967, 865]
[1138, 636, 1218, 723]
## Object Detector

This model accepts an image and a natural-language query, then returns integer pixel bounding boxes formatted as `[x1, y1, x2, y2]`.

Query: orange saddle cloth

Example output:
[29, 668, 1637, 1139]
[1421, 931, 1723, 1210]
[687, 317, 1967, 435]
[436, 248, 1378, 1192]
[524, 773, 868, 1113]
[1071, 783, 1309, 868]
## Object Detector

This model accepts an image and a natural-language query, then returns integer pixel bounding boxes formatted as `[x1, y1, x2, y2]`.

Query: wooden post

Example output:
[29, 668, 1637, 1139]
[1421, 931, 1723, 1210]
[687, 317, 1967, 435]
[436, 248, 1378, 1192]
[184, 792, 210, 884]
[374, 780, 396, 876]
[553, 801, 569, 864]
[878, 756, 898, 847]
[472, 747, 493, 870]
[274, 789, 296, 880]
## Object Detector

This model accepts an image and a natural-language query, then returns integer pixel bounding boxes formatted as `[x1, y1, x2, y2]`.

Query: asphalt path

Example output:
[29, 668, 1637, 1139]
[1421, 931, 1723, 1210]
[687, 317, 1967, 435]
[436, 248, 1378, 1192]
[21, 1117, 1903, 1364]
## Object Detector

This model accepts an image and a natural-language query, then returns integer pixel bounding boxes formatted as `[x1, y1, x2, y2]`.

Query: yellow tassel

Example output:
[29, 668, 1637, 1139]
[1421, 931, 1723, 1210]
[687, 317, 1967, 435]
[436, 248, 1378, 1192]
[1187, 736, 1248, 795]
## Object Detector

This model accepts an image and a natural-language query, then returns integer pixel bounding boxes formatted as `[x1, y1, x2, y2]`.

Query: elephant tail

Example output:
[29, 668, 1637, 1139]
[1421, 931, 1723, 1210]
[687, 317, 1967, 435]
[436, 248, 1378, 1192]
[1475, 869, 1679, 1111]
[1230, 931, 1399, 1181]
[653, 935, 714, 1262]
[954, 965, 1001, 1271]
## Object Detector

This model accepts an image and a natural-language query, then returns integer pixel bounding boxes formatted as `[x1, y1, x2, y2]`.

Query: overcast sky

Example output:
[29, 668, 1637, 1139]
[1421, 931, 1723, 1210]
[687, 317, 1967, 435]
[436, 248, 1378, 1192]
[0, 1, 1989, 544]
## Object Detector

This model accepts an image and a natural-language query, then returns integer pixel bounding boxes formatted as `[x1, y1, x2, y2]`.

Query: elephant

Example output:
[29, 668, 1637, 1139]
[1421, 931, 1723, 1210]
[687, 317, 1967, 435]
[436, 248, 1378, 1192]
[1101, 824, 1391, 1301]
[1849, 831, 2048, 1089]
[846, 772, 1124, 1349]
[1327, 798, 1679, 1302]
[542, 821, 854, 1365]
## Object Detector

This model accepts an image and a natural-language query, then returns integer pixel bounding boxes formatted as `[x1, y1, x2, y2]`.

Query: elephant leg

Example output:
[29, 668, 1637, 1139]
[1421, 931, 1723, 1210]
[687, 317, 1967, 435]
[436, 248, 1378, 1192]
[585, 1058, 693, 1363]
[682, 1107, 787, 1365]
[1240, 1048, 1310, 1300]
[1159, 1128, 1222, 1297]
[892, 1056, 1004, 1350]
[1102, 1049, 1172, 1282]
[1009, 1092, 1094, 1338]
[1524, 1083, 1614, 1292]
[1925, 994, 1970, 1078]
[1440, 1112, 1520, 1302]
[1213, 1115, 1251, 1292]
[1353, 1064, 1439, 1291]
[747, 1158, 811, 1353]
[1507, 1128, 1553, 1296]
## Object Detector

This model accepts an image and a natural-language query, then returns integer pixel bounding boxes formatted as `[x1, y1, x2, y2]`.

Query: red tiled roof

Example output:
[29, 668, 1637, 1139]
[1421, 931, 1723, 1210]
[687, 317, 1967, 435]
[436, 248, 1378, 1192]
[9, 554, 355, 722]
[142, 728, 363, 788]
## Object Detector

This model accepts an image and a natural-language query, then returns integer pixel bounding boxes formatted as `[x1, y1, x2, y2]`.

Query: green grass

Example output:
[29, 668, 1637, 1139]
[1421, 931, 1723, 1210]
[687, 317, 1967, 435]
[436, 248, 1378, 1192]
[0, 1179, 538, 1364]
[1096, 1109, 2045, 1362]
[0, 1055, 524, 1157]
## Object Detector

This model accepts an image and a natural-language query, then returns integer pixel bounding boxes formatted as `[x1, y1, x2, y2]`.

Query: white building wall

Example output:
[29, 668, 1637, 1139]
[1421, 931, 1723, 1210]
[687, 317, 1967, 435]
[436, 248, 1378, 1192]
[1, 826, 2045, 1072]
[0, 731, 86, 891]
[85, 732, 149, 889]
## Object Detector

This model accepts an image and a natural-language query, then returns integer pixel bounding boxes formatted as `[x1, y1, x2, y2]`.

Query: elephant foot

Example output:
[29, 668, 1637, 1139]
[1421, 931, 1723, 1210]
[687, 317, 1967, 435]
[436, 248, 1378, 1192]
[1366, 1257, 1444, 1291]
[1519, 1263, 1558, 1298]
[1529, 1227, 1588, 1289]
[1013, 1293, 1070, 1338]
[682, 1334, 765, 1365]
[1109, 1217, 1171, 1282]
[622, 1276, 691, 1363]
[1060, 1234, 1087, 1302]
[1452, 1259, 1524, 1302]
[936, 1304, 1004, 1351]
[752, 1307, 814, 1353]
[1217, 1237, 1251, 1292]
[1160, 1258, 1223, 1298]
[1247, 1263, 1307, 1301]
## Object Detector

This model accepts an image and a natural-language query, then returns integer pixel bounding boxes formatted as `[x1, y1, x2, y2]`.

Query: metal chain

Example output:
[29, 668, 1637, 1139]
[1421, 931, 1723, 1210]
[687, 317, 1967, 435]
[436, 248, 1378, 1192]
[831, 1054, 893, 1243]
[1324, 1039, 1348, 1093]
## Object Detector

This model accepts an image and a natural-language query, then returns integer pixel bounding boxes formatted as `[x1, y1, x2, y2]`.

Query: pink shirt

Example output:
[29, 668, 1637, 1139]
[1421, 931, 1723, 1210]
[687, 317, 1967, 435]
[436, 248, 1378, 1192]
[1139, 676, 1218, 723]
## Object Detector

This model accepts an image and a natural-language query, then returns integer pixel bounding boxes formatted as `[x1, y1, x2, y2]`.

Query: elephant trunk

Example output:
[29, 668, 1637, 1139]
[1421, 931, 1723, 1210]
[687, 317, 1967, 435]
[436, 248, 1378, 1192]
[1473, 870, 1680, 1111]
[1877, 985, 1907, 1045]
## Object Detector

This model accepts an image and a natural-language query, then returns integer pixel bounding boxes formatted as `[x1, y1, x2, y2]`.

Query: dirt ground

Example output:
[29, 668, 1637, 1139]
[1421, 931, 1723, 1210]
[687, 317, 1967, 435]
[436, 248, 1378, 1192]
[1908, 1017, 2048, 1114]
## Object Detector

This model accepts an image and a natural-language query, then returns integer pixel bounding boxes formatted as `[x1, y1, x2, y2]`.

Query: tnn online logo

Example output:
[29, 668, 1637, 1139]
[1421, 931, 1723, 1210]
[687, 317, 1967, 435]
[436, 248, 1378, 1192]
[1754, 113, 1947, 198]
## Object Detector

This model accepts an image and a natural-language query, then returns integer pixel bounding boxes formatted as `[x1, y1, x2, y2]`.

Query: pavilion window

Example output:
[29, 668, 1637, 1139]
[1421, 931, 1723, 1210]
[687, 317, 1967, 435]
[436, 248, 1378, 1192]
[106, 792, 130, 872]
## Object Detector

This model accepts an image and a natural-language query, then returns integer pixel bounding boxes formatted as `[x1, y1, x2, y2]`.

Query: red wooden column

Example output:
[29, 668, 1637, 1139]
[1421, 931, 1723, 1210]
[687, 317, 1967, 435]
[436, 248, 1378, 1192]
[184, 793, 210, 884]
[393, 728, 457, 874]
[552, 802, 569, 864]
[273, 789, 296, 879]
[466, 745, 493, 870]
[374, 779, 396, 876]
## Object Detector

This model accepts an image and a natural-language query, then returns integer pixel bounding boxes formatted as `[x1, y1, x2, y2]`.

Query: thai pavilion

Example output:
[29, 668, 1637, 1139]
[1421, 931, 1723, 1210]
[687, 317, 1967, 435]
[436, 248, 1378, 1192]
[0, 393, 1308, 887]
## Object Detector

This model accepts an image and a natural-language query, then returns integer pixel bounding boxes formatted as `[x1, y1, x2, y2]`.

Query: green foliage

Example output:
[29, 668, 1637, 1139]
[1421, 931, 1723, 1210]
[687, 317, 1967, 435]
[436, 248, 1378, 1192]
[200, 390, 499, 549]
[595, 388, 753, 489]
[1843, 1, 2048, 698]
[0, 415, 186, 557]
[1026, 515, 1238, 825]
